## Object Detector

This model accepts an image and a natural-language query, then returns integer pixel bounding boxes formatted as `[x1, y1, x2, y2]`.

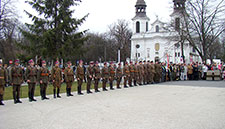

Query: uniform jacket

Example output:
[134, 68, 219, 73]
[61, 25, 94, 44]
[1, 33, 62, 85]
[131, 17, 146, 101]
[64, 67, 74, 82]
[10, 65, 23, 85]
[37, 66, 50, 84]
[76, 65, 84, 80]
[25, 66, 38, 83]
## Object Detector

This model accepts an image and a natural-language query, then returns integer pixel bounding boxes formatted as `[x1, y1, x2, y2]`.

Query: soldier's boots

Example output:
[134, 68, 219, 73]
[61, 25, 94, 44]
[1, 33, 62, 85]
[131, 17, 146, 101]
[28, 92, 32, 102]
[0, 95, 4, 105]
[134, 81, 137, 86]
[31, 92, 37, 101]
[66, 88, 70, 97]
[78, 86, 84, 95]
[0, 101, 4, 105]
[53, 89, 56, 98]
[87, 90, 92, 94]
[124, 85, 129, 88]
[103, 88, 108, 91]
[110, 83, 114, 90]
[57, 88, 61, 98]
[69, 88, 73, 96]
[44, 91, 49, 100]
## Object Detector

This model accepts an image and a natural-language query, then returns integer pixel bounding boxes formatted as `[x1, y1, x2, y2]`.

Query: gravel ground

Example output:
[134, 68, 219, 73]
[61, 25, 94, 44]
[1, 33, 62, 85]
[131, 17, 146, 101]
[0, 80, 225, 129]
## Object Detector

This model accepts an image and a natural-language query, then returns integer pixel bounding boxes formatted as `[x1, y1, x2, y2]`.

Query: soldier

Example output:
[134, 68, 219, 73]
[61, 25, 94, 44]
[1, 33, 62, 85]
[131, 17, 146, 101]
[143, 61, 148, 85]
[155, 61, 161, 83]
[116, 63, 122, 89]
[37, 60, 50, 100]
[101, 62, 109, 91]
[93, 62, 101, 92]
[128, 62, 135, 87]
[147, 61, 151, 84]
[51, 61, 63, 98]
[10, 59, 23, 104]
[76, 60, 84, 95]
[133, 62, 138, 86]
[25, 59, 38, 102]
[123, 62, 129, 88]
[64, 61, 74, 96]
[108, 62, 115, 90]
[150, 61, 155, 84]
[86, 61, 94, 94]
[0, 61, 8, 105]
[137, 61, 144, 85]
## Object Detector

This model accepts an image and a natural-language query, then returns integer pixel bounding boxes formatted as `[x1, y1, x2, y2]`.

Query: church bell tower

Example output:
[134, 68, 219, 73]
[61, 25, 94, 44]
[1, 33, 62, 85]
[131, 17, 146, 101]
[132, 0, 150, 34]
[171, 0, 187, 31]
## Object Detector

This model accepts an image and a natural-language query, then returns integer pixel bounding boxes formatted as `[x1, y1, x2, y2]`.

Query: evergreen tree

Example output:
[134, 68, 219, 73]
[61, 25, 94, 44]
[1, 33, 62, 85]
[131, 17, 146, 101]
[20, 0, 88, 61]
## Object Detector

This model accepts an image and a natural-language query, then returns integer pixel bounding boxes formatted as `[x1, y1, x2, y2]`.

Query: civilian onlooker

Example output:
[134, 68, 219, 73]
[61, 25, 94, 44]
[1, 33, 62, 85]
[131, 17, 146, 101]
[187, 63, 193, 80]
[222, 67, 225, 80]
[202, 63, 208, 80]
[180, 64, 185, 81]
[184, 63, 188, 80]
[193, 63, 199, 80]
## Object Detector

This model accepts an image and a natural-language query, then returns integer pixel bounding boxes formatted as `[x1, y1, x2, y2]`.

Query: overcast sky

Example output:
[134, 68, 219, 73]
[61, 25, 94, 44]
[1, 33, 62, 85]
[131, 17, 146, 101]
[16, 0, 173, 33]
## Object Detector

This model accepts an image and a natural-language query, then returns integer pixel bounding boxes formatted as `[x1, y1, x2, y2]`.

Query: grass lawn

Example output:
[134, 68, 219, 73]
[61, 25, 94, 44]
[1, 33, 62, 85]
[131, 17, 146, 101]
[4, 81, 111, 100]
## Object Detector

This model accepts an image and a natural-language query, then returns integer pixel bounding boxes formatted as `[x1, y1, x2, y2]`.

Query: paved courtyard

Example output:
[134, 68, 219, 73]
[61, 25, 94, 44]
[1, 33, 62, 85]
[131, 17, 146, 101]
[0, 81, 225, 129]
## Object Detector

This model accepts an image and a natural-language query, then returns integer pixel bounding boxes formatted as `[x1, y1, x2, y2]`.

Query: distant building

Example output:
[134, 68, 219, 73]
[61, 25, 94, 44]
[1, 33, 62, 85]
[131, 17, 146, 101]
[131, 0, 201, 64]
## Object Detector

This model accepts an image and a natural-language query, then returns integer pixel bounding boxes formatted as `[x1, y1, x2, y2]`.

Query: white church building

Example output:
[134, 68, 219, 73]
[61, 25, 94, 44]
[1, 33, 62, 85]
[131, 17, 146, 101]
[130, 0, 201, 64]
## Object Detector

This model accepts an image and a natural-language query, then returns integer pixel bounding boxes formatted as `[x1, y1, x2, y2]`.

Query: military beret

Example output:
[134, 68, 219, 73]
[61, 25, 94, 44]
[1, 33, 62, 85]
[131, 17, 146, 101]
[55, 61, 59, 64]
[104, 62, 107, 65]
[15, 59, 20, 63]
[79, 60, 83, 63]
[42, 60, 46, 64]
[67, 61, 72, 64]
[28, 59, 34, 64]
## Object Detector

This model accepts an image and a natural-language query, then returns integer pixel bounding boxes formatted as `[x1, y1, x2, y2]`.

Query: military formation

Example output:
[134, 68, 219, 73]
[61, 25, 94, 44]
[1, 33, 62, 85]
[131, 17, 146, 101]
[0, 59, 164, 106]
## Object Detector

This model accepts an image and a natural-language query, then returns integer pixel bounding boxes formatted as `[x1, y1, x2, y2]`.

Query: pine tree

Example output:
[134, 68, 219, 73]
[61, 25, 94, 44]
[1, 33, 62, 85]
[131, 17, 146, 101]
[20, 0, 88, 61]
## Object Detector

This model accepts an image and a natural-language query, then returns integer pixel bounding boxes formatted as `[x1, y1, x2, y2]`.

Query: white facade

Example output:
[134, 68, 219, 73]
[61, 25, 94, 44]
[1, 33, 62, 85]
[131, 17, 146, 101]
[131, 0, 201, 64]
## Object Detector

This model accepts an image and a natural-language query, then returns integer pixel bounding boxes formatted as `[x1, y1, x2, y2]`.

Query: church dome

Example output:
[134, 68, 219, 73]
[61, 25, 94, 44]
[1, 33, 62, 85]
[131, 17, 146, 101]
[136, 0, 146, 6]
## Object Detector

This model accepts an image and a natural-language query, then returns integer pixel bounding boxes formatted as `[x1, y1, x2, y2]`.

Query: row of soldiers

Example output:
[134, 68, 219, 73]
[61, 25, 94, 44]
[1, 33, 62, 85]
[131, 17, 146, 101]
[0, 59, 162, 106]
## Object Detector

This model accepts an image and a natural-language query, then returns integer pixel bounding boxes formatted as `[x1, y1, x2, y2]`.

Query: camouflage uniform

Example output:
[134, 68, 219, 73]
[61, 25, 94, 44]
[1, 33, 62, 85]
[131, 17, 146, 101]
[86, 64, 94, 93]
[37, 65, 50, 100]
[51, 65, 62, 98]
[143, 62, 148, 85]
[0, 65, 8, 105]
[109, 65, 115, 90]
[137, 62, 144, 85]
[76, 65, 84, 94]
[133, 63, 138, 86]
[128, 63, 135, 87]
[25, 65, 38, 101]
[93, 65, 101, 92]
[101, 65, 109, 91]
[150, 62, 155, 83]
[116, 64, 123, 88]
[10, 65, 23, 103]
[123, 64, 130, 88]
[64, 66, 74, 96]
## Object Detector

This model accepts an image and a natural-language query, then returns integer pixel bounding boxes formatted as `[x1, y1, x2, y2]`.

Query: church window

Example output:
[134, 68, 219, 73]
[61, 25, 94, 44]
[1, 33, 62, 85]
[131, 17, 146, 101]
[146, 22, 148, 32]
[193, 47, 196, 53]
[155, 43, 160, 51]
[178, 52, 180, 57]
[175, 52, 177, 57]
[175, 18, 180, 31]
[136, 21, 140, 33]
[136, 53, 140, 57]
[147, 48, 150, 58]
[156, 25, 159, 32]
